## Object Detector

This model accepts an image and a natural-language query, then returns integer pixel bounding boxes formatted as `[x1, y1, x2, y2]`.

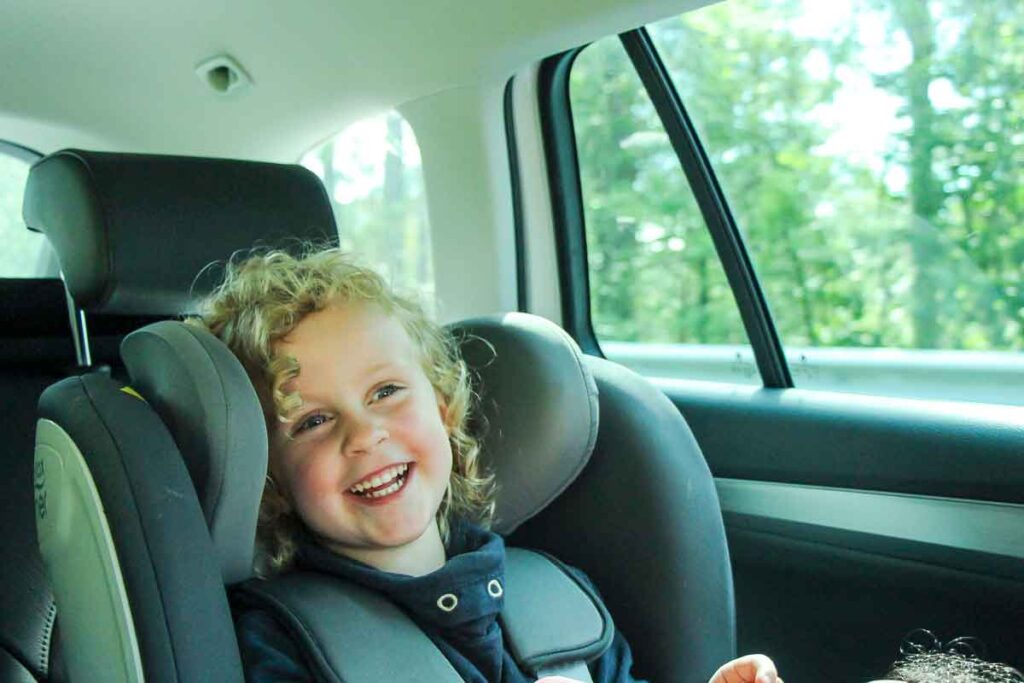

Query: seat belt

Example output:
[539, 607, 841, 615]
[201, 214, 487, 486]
[235, 548, 613, 682]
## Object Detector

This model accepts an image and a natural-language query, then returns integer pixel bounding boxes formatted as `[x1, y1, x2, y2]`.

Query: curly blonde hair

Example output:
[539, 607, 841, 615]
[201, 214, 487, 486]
[194, 247, 494, 573]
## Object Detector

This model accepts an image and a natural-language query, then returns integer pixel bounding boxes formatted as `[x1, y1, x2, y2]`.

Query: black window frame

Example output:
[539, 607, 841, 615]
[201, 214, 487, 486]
[503, 79, 529, 313]
[537, 28, 794, 388]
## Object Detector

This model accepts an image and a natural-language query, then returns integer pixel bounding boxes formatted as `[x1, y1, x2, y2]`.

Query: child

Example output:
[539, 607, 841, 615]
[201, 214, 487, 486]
[198, 248, 781, 683]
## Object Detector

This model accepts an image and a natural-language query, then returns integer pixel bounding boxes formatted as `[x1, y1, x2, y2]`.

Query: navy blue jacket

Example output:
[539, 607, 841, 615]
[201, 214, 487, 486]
[235, 522, 645, 682]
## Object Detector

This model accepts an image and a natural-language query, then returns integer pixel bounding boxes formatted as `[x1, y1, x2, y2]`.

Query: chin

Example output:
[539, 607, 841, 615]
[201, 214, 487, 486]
[377, 515, 437, 548]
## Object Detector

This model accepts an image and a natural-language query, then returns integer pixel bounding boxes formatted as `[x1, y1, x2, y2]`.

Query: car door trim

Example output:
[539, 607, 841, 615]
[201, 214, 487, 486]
[716, 478, 1024, 581]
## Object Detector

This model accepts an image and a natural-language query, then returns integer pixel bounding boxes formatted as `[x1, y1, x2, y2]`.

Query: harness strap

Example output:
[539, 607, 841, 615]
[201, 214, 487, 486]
[236, 572, 461, 682]
[503, 548, 613, 681]
[235, 548, 613, 682]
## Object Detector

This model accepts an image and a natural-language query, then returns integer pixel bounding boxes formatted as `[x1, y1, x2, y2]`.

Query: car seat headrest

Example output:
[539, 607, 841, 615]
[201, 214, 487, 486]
[22, 149, 337, 316]
[120, 321, 266, 584]
[452, 313, 599, 534]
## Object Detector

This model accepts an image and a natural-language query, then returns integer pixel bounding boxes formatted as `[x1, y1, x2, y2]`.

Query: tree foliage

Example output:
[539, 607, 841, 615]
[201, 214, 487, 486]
[572, 0, 1024, 352]
[302, 112, 434, 303]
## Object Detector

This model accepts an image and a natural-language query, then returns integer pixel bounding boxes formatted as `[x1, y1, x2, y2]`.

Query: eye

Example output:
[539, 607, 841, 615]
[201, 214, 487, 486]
[293, 412, 331, 436]
[372, 383, 403, 402]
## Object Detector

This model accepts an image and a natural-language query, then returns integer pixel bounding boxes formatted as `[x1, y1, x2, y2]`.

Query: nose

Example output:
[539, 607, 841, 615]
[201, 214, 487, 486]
[342, 413, 388, 457]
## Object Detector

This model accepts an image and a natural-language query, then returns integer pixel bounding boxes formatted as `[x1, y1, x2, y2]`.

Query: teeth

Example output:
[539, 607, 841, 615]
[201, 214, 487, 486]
[366, 480, 402, 498]
[350, 464, 408, 494]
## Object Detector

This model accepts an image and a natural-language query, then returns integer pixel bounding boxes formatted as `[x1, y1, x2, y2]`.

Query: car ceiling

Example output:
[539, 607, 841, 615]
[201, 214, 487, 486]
[1, 0, 707, 162]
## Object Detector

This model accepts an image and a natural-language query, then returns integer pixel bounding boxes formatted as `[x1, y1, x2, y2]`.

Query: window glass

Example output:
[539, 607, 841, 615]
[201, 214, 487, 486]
[301, 112, 434, 304]
[649, 0, 1024, 404]
[570, 38, 759, 385]
[0, 150, 47, 278]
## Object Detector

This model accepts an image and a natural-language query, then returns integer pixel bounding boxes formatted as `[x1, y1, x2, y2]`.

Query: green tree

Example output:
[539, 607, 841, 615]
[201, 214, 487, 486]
[302, 113, 434, 302]
[874, 0, 1024, 348]
[572, 0, 1024, 353]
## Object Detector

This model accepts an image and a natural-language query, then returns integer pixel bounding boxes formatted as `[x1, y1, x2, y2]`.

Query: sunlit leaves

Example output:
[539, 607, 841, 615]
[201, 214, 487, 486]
[571, 0, 1023, 352]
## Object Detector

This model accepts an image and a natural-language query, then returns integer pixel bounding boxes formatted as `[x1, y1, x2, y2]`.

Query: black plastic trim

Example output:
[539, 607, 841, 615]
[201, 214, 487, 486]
[661, 380, 1024, 505]
[536, 49, 601, 356]
[504, 78, 529, 313]
[620, 29, 792, 388]
[0, 140, 43, 164]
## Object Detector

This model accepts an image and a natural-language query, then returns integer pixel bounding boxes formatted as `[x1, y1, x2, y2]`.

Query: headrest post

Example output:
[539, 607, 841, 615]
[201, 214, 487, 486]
[61, 276, 92, 368]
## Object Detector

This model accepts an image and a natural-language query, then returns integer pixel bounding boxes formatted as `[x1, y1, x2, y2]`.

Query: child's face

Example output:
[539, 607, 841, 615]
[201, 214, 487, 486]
[268, 301, 453, 562]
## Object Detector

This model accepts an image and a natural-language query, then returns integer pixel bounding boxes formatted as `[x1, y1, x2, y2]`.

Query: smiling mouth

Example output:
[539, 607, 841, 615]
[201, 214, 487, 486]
[348, 463, 411, 500]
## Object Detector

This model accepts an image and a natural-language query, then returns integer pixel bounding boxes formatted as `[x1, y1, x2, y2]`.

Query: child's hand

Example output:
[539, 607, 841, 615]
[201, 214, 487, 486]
[709, 654, 782, 683]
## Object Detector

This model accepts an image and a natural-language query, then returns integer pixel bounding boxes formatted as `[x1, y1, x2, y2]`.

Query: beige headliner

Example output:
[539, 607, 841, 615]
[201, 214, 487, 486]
[1, 0, 704, 162]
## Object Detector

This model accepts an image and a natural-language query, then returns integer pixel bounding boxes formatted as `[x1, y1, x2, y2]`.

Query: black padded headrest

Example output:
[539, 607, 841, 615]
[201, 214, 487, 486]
[22, 149, 337, 316]
[121, 321, 266, 585]
[454, 313, 600, 534]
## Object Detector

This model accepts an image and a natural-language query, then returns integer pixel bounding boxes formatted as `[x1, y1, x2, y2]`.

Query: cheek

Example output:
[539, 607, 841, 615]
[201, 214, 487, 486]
[395, 403, 453, 473]
[271, 447, 339, 507]
[420, 404, 455, 457]
[430, 421, 455, 478]
[293, 456, 340, 502]
[441, 441, 455, 479]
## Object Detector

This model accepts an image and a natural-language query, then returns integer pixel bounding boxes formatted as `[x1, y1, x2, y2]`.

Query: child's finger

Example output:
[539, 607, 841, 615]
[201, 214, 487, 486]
[709, 654, 778, 683]
[752, 655, 778, 683]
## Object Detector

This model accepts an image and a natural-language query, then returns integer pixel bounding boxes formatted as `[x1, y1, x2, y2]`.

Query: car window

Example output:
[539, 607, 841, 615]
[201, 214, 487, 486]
[301, 111, 435, 307]
[569, 0, 1022, 404]
[647, 0, 1024, 405]
[0, 147, 48, 278]
[569, 38, 759, 386]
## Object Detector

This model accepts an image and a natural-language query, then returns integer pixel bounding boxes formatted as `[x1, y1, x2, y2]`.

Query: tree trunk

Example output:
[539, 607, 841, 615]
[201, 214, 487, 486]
[892, 0, 943, 348]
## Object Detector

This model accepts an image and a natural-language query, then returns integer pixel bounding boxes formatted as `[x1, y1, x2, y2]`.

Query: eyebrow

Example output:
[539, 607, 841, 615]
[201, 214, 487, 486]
[362, 361, 393, 377]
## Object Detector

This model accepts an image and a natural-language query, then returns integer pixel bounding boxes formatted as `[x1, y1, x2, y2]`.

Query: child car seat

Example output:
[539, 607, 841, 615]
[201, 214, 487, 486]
[23, 149, 337, 682]
[25, 149, 735, 683]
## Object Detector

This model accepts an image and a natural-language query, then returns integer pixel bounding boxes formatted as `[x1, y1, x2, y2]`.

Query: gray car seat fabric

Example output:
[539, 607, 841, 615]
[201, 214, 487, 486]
[454, 315, 733, 680]
[36, 373, 244, 682]
[120, 321, 266, 585]
[22, 149, 338, 316]
[455, 312, 600, 533]
[508, 356, 737, 683]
